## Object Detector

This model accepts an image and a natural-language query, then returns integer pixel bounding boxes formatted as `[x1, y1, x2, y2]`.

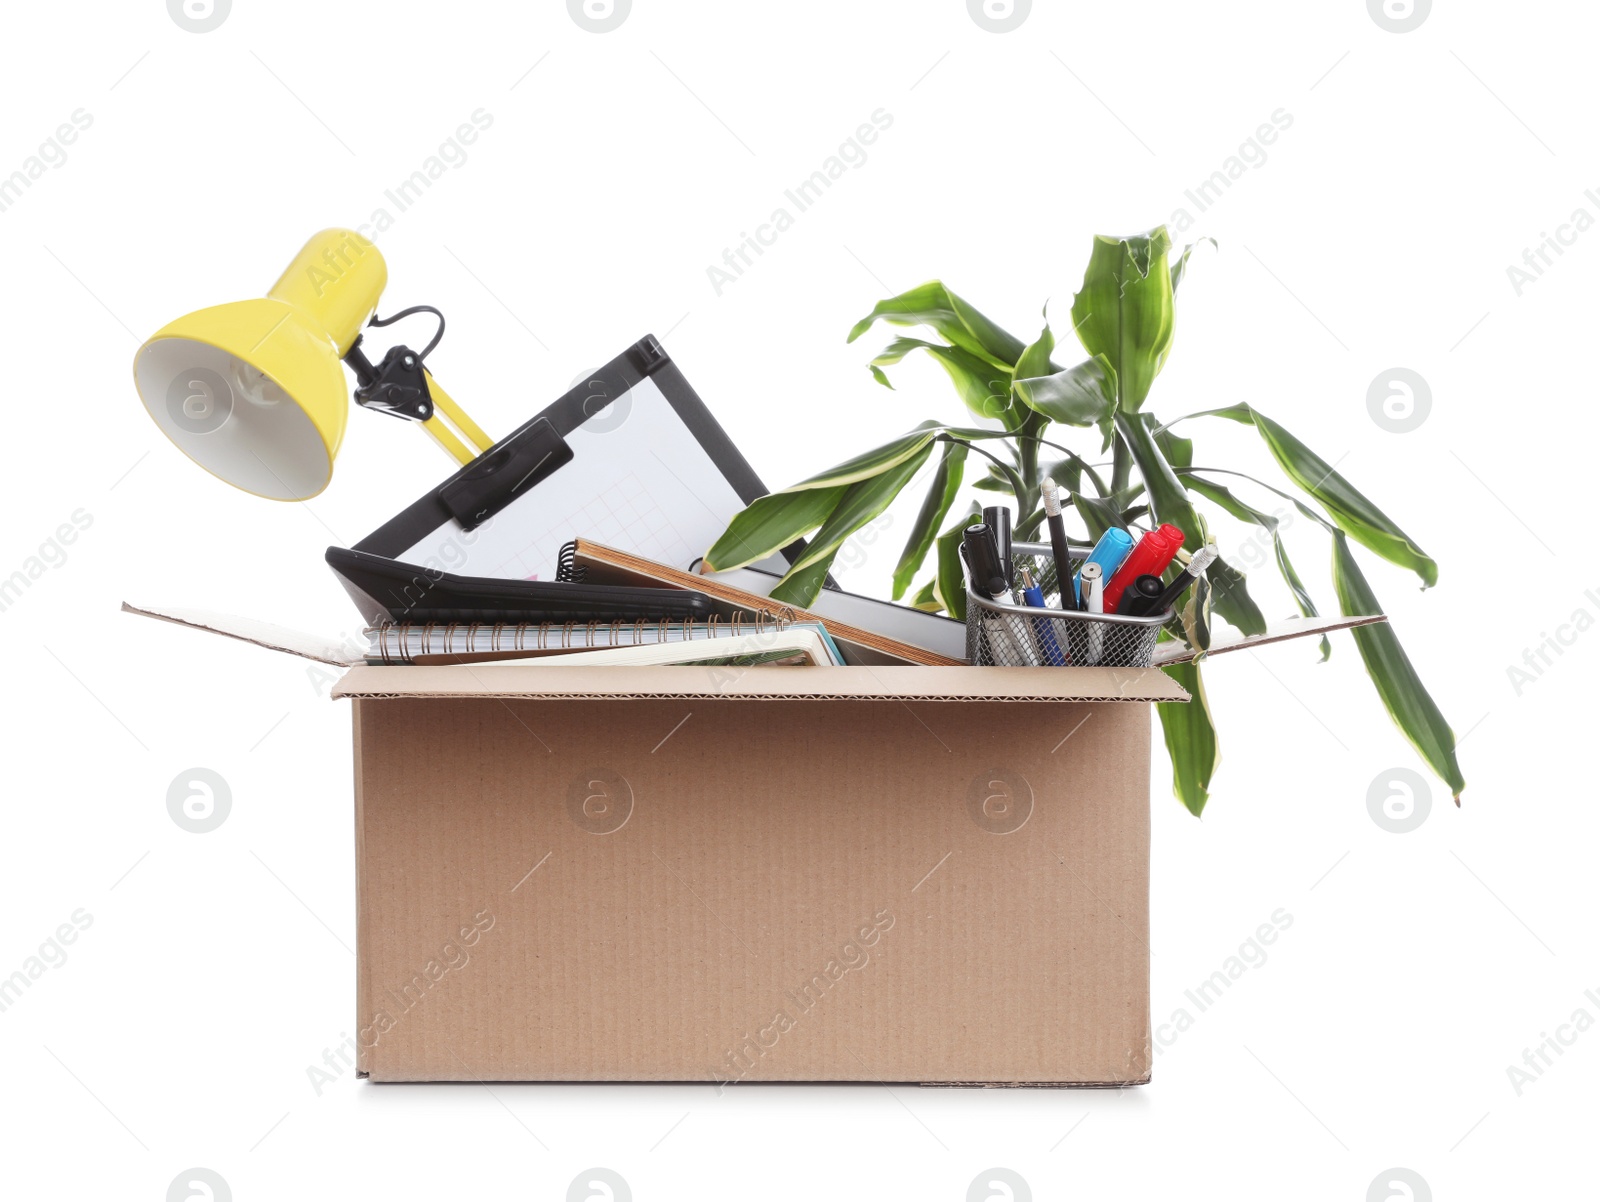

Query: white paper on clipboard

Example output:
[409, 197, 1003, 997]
[356, 338, 792, 586]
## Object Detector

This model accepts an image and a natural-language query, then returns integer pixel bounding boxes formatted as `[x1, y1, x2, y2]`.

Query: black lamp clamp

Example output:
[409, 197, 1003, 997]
[343, 305, 447, 423]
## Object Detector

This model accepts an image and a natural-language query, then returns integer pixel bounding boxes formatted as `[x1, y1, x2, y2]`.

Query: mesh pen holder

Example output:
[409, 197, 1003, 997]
[965, 541, 1170, 668]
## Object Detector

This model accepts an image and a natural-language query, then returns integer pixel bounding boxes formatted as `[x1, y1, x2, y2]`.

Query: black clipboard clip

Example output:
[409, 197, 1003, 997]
[436, 416, 574, 530]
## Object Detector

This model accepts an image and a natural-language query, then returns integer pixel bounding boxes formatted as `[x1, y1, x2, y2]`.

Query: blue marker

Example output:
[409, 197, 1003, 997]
[1018, 567, 1065, 665]
[1071, 527, 1135, 608]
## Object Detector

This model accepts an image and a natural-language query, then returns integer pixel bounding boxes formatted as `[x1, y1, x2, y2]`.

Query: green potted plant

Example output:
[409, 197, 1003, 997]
[703, 227, 1462, 813]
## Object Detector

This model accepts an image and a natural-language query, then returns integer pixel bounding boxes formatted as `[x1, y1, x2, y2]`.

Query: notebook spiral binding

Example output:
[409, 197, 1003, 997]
[368, 611, 778, 664]
[555, 540, 587, 583]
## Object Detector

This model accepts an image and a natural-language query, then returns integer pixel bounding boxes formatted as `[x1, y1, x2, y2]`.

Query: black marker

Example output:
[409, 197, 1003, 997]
[961, 523, 1008, 599]
[982, 505, 1013, 594]
[1115, 574, 1165, 615]
[1132, 545, 1218, 616]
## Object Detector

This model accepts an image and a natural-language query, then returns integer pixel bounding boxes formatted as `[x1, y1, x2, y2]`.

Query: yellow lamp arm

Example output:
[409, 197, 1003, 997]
[419, 371, 495, 466]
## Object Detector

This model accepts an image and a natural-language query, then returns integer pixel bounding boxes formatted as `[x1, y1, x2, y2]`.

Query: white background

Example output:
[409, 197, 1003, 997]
[1, 1, 1593, 1198]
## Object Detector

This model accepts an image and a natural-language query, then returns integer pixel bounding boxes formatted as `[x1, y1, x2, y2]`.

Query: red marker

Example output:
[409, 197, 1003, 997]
[1103, 524, 1186, 614]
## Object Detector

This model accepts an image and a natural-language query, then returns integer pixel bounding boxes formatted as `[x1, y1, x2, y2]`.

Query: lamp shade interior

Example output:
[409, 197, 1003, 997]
[134, 337, 334, 501]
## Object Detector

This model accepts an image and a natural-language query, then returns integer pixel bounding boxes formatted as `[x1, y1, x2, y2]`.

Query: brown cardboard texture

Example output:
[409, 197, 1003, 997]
[343, 665, 1185, 1085]
[123, 597, 1382, 1085]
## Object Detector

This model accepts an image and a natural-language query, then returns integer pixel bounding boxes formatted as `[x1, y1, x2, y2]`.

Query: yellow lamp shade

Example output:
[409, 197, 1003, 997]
[132, 228, 387, 500]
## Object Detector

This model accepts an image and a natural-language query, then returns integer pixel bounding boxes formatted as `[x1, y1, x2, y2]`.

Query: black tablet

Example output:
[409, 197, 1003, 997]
[325, 546, 715, 625]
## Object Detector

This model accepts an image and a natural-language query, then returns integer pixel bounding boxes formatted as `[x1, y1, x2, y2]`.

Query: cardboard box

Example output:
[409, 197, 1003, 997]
[332, 663, 1187, 1086]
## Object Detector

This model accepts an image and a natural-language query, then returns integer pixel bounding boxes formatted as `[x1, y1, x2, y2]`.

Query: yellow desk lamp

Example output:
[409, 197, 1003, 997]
[132, 228, 495, 500]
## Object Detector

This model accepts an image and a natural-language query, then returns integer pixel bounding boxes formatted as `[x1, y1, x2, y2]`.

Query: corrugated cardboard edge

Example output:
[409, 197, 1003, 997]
[923, 1078, 1151, 1088]
[331, 664, 1190, 703]
[352, 695, 372, 1079]
[1152, 613, 1387, 665]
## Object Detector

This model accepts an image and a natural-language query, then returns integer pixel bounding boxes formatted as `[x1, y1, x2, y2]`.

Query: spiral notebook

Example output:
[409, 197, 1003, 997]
[365, 615, 838, 665]
[120, 603, 819, 667]
[467, 624, 843, 668]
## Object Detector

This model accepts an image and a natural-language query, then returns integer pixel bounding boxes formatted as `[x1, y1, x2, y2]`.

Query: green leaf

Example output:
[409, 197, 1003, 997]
[768, 545, 839, 608]
[781, 422, 941, 492]
[1007, 319, 1067, 478]
[1012, 310, 1055, 383]
[1200, 404, 1438, 588]
[1179, 574, 1213, 655]
[870, 338, 1012, 422]
[1014, 354, 1118, 428]
[1070, 227, 1176, 413]
[1043, 449, 1109, 498]
[934, 502, 981, 622]
[788, 442, 934, 574]
[892, 440, 967, 599]
[1169, 236, 1215, 293]
[1207, 554, 1268, 636]
[1185, 472, 1329, 658]
[848, 280, 1026, 369]
[1331, 533, 1464, 801]
[704, 485, 847, 572]
[1114, 411, 1203, 547]
[1069, 491, 1123, 544]
[909, 578, 941, 612]
[1044, 456, 1083, 497]
[1152, 416, 1193, 470]
[1158, 659, 1219, 815]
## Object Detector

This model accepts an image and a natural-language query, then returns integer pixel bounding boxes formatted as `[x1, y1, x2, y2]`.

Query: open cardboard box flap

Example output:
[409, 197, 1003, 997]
[330, 662, 1190, 702]
[123, 601, 1385, 682]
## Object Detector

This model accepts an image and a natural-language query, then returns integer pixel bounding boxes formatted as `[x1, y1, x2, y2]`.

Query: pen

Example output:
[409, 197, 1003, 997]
[1019, 566, 1065, 665]
[1079, 560, 1105, 665]
[1040, 478, 1075, 609]
[963, 522, 1039, 666]
[1135, 544, 1218, 617]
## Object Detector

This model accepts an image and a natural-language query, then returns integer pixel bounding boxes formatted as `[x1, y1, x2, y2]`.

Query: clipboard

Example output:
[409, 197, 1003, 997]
[353, 335, 805, 584]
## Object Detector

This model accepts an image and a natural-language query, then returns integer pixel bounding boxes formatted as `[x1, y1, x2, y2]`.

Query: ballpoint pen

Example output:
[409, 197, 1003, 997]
[1039, 478, 1075, 609]
[1018, 566, 1064, 665]
[1079, 560, 1105, 665]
